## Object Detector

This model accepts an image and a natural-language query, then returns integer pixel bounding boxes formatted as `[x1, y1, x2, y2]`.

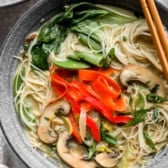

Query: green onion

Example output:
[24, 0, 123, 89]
[153, 108, 159, 120]
[146, 94, 168, 103]
[143, 132, 156, 150]
[150, 84, 160, 94]
[87, 141, 96, 160]
[100, 124, 118, 145]
[122, 36, 127, 42]
[126, 109, 150, 126]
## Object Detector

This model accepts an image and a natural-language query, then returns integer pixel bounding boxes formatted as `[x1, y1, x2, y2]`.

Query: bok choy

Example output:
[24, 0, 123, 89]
[29, 2, 137, 70]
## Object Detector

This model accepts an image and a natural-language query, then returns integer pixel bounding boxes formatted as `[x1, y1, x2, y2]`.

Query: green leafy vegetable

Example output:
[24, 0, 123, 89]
[31, 46, 49, 70]
[67, 51, 107, 68]
[38, 15, 63, 43]
[71, 20, 103, 50]
[30, 2, 111, 70]
[62, 2, 109, 25]
[78, 33, 102, 51]
[126, 109, 150, 126]
[146, 94, 168, 103]
[31, 23, 69, 70]
[30, 2, 138, 70]
[96, 4, 137, 24]
[53, 59, 91, 69]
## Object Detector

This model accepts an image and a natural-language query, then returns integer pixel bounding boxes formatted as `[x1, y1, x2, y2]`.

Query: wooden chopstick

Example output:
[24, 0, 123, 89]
[147, 0, 168, 58]
[140, 0, 168, 81]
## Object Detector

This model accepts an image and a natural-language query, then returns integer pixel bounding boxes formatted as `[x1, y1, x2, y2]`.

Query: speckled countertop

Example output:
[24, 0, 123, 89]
[0, 0, 168, 168]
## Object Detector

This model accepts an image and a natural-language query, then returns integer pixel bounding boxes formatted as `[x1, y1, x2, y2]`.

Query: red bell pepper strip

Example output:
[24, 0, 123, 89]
[84, 97, 131, 124]
[78, 70, 121, 99]
[69, 113, 82, 144]
[65, 93, 80, 116]
[114, 96, 127, 112]
[50, 73, 69, 99]
[86, 116, 100, 143]
[91, 75, 121, 100]
[51, 69, 131, 126]
[71, 81, 99, 100]
[84, 96, 112, 120]
[68, 84, 83, 101]
[110, 116, 132, 124]
[78, 69, 99, 81]
[92, 77, 127, 111]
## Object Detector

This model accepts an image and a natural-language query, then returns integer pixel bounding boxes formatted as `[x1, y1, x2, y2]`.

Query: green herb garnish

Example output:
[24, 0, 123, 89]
[44, 117, 50, 121]
[146, 94, 168, 103]
[134, 93, 145, 110]
[143, 132, 156, 150]
[150, 84, 160, 93]
[87, 141, 96, 160]
[122, 36, 127, 42]
[153, 108, 159, 120]
[100, 124, 118, 145]
[126, 109, 150, 126]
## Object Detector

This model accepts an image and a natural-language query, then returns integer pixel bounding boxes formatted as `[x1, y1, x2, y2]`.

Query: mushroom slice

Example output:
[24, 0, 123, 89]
[95, 152, 119, 168]
[38, 99, 71, 144]
[120, 65, 167, 96]
[57, 132, 97, 168]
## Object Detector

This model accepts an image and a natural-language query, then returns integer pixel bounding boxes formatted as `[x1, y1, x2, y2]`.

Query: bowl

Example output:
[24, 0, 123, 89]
[0, 0, 168, 167]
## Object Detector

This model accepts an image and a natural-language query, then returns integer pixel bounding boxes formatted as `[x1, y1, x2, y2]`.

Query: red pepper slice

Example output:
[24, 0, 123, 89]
[110, 116, 132, 124]
[84, 96, 112, 120]
[85, 97, 131, 124]
[69, 113, 82, 144]
[92, 76, 121, 99]
[114, 97, 127, 112]
[51, 69, 131, 128]
[86, 116, 100, 143]
[65, 93, 80, 116]
[78, 69, 99, 81]
[50, 73, 69, 99]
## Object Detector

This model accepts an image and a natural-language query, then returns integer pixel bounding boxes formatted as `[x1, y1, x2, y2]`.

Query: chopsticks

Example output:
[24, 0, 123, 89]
[140, 0, 168, 81]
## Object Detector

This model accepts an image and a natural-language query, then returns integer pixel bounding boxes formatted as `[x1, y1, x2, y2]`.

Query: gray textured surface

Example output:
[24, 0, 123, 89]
[0, 0, 38, 47]
[0, 0, 168, 168]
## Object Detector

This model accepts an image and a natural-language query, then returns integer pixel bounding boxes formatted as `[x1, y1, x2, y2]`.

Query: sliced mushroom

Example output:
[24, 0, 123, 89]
[38, 99, 71, 144]
[57, 132, 97, 168]
[120, 65, 167, 96]
[95, 152, 119, 168]
[67, 139, 88, 159]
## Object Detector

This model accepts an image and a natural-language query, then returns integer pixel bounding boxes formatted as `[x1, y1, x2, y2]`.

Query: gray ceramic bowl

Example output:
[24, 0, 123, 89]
[0, 0, 168, 167]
